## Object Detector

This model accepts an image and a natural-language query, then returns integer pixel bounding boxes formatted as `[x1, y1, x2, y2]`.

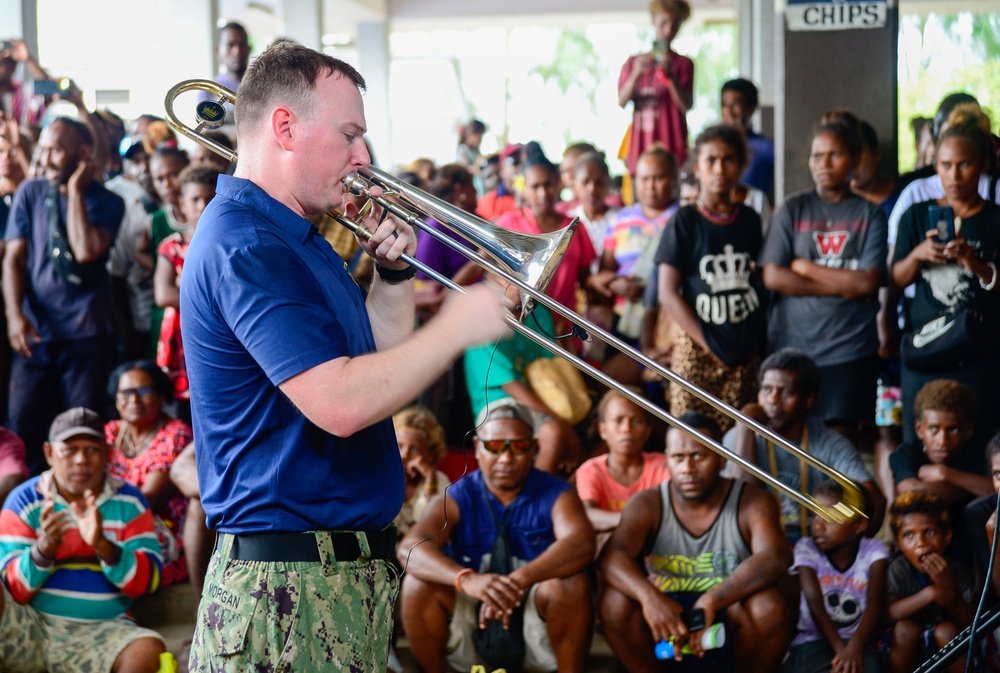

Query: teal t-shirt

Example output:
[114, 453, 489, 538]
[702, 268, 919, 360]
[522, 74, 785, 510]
[464, 303, 555, 417]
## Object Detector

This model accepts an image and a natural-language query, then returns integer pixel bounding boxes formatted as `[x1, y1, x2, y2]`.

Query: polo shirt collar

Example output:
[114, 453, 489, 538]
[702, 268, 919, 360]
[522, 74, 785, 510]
[216, 174, 316, 243]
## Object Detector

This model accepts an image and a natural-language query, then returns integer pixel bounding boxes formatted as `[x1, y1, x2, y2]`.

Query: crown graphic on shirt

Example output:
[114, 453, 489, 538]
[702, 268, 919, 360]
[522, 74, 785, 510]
[698, 244, 751, 293]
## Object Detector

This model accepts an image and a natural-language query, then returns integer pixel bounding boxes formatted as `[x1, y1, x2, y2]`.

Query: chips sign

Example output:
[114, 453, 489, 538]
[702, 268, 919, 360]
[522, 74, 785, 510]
[785, 0, 888, 31]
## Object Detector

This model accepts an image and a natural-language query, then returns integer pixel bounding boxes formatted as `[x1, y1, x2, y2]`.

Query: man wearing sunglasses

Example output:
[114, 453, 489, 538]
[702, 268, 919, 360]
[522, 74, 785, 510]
[398, 401, 595, 673]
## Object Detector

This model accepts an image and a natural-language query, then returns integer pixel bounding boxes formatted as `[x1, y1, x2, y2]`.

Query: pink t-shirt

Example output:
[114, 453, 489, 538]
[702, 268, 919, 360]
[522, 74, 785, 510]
[575, 452, 669, 512]
[495, 208, 597, 312]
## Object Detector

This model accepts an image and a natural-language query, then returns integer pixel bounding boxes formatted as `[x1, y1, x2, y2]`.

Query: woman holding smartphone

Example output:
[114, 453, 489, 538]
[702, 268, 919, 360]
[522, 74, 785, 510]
[891, 104, 1000, 443]
[618, 0, 694, 178]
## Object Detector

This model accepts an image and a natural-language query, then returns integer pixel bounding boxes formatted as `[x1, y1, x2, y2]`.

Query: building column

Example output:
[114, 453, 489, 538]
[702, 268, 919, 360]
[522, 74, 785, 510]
[357, 21, 391, 167]
[774, 0, 898, 199]
[281, 0, 323, 50]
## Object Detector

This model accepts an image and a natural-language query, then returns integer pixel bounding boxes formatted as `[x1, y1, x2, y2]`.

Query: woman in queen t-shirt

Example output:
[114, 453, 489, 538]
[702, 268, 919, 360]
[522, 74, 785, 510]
[655, 124, 765, 433]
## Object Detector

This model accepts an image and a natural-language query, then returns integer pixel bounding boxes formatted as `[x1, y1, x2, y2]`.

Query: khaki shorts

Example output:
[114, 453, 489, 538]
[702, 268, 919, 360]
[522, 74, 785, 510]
[188, 531, 399, 672]
[447, 587, 558, 673]
[0, 584, 164, 673]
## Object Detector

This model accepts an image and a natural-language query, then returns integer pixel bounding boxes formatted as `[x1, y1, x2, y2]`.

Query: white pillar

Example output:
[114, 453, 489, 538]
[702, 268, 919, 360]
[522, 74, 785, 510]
[281, 0, 323, 50]
[357, 20, 391, 168]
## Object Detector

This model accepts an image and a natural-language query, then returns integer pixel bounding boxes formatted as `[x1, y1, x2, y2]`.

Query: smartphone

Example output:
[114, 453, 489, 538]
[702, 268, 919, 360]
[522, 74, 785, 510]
[32, 78, 71, 97]
[1, 40, 12, 53]
[928, 205, 956, 243]
[652, 38, 667, 64]
[682, 608, 706, 631]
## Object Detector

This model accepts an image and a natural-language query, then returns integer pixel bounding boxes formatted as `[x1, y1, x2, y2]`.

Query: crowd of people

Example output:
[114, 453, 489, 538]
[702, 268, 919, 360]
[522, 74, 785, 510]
[0, 1, 998, 672]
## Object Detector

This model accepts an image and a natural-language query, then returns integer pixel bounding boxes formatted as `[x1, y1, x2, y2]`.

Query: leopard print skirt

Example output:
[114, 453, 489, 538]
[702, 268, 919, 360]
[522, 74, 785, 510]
[667, 330, 757, 434]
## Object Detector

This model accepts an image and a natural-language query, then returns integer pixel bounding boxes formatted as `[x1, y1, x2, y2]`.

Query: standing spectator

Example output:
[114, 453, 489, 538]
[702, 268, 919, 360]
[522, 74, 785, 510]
[891, 104, 1000, 447]
[154, 165, 219, 422]
[618, 0, 694, 176]
[720, 77, 774, 202]
[2, 117, 123, 473]
[107, 136, 157, 361]
[656, 126, 765, 432]
[141, 145, 189, 358]
[202, 22, 250, 128]
[557, 141, 598, 214]
[496, 153, 596, 316]
[0, 407, 166, 672]
[455, 118, 486, 171]
[0, 39, 49, 128]
[761, 117, 887, 444]
[0, 111, 31, 225]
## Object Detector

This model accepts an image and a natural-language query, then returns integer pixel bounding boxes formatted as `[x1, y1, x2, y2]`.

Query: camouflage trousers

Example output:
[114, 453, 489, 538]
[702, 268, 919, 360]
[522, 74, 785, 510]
[188, 531, 399, 672]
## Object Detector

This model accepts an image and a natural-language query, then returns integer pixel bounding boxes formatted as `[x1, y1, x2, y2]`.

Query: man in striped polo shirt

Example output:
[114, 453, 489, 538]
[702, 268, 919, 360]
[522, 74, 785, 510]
[0, 407, 166, 673]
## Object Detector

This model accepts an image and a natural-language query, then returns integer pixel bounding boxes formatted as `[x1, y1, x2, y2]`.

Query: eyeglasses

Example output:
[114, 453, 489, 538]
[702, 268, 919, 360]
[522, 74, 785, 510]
[117, 386, 155, 401]
[54, 444, 106, 459]
[478, 438, 534, 456]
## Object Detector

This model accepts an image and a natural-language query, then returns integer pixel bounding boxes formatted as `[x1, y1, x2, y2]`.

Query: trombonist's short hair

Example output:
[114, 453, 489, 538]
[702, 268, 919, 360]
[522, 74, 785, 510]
[236, 41, 366, 138]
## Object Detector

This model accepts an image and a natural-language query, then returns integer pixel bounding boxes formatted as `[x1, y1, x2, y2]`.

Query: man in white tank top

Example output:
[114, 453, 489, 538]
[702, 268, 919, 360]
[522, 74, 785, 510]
[598, 411, 792, 672]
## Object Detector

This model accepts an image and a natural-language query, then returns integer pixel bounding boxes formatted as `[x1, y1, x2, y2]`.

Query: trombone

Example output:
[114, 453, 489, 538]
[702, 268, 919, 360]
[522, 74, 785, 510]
[165, 79, 867, 525]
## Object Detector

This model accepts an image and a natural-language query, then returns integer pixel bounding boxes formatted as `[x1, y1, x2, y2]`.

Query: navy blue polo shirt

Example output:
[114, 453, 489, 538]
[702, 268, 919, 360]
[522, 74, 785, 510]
[5, 178, 123, 341]
[181, 175, 404, 534]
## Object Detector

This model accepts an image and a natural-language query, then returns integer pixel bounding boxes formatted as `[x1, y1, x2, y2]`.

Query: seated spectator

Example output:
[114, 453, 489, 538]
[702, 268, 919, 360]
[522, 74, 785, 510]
[892, 379, 991, 561]
[477, 152, 499, 198]
[0, 407, 165, 671]
[167, 442, 213, 599]
[398, 401, 595, 673]
[0, 426, 27, 507]
[575, 389, 671, 550]
[656, 125, 766, 432]
[730, 348, 885, 542]
[967, 433, 1000, 598]
[892, 379, 991, 504]
[599, 412, 791, 673]
[392, 405, 450, 538]
[464, 301, 583, 475]
[784, 480, 889, 673]
[154, 165, 219, 422]
[884, 490, 974, 673]
[105, 361, 193, 587]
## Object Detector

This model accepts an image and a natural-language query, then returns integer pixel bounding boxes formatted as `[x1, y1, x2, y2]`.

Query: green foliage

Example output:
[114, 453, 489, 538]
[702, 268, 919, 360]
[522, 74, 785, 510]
[898, 12, 1000, 171]
[529, 29, 606, 113]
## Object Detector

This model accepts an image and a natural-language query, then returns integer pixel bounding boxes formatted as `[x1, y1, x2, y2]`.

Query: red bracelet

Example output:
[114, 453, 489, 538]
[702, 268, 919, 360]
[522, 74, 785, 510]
[454, 567, 474, 592]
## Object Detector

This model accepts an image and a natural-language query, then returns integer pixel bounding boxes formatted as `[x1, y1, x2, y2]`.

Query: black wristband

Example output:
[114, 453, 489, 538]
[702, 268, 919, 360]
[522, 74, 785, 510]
[375, 263, 416, 283]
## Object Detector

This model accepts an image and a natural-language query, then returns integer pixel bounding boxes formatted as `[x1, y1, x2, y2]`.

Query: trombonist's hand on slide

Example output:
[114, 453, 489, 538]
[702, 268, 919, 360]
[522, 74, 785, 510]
[436, 280, 513, 347]
[345, 187, 417, 270]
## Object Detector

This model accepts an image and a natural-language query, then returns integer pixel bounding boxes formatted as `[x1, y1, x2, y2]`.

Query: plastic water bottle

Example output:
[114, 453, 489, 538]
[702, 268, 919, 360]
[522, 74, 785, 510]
[655, 623, 726, 660]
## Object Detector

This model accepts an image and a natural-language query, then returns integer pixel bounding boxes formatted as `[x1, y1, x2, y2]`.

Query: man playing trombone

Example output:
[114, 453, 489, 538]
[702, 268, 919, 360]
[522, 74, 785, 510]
[179, 41, 510, 671]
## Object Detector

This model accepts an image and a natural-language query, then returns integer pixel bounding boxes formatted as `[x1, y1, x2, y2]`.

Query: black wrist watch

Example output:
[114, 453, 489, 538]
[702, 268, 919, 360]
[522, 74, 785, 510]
[375, 263, 417, 283]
